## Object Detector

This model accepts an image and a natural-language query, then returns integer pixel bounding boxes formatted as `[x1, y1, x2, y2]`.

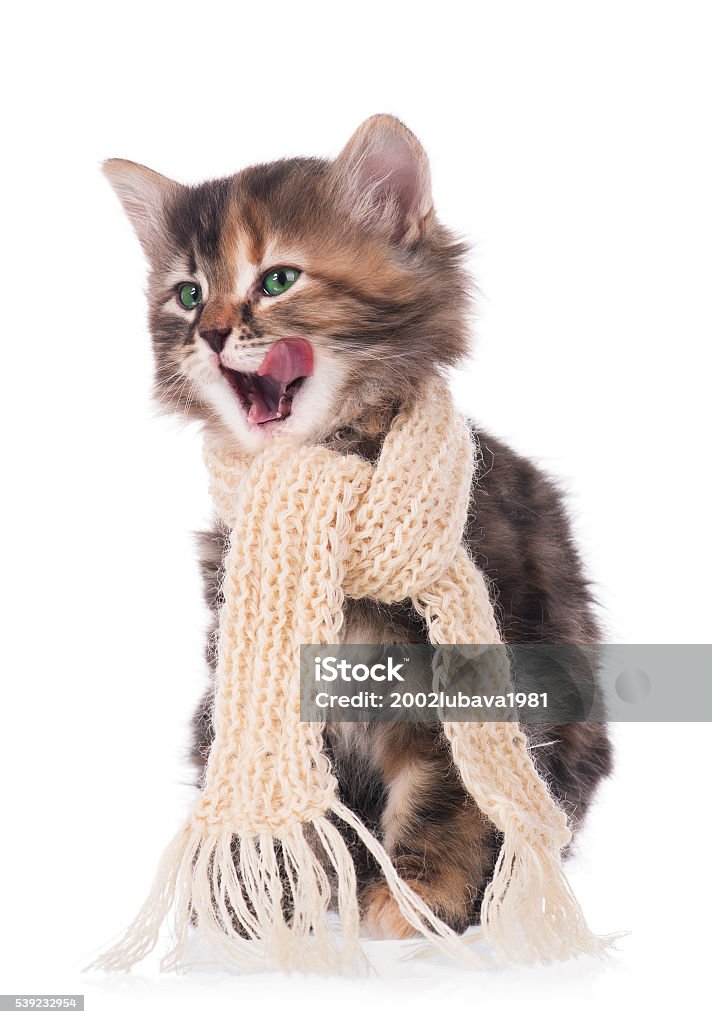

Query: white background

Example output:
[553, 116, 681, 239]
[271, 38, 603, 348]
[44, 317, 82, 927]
[1, 1, 711, 1020]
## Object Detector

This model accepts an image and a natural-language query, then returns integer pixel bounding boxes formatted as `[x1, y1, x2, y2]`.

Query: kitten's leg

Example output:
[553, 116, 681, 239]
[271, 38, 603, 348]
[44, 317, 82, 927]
[362, 724, 499, 938]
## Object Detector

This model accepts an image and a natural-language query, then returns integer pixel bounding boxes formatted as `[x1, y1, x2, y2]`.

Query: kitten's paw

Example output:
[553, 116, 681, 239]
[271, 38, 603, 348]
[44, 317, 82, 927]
[362, 881, 419, 939]
[362, 877, 472, 939]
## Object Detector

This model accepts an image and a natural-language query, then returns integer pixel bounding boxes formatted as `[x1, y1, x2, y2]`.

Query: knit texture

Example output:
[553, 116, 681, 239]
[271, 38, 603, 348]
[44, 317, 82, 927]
[90, 381, 609, 973]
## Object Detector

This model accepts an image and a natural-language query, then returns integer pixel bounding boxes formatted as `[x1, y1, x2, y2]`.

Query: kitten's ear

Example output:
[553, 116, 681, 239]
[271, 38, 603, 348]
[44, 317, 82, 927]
[102, 159, 180, 261]
[331, 114, 434, 244]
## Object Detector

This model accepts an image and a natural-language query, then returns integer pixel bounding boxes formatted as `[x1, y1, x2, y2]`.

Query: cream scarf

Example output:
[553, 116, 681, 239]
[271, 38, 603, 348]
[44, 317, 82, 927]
[92, 381, 609, 973]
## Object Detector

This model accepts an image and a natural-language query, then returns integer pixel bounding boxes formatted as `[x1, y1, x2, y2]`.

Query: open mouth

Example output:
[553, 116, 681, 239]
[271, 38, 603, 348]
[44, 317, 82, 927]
[219, 337, 314, 425]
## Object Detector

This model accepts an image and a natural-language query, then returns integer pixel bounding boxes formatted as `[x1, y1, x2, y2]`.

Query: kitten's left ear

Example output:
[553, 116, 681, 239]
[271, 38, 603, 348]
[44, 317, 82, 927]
[331, 114, 434, 245]
[102, 158, 180, 261]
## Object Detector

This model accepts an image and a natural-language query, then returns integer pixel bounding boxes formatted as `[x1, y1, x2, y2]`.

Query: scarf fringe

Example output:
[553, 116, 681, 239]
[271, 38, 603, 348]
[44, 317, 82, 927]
[87, 801, 486, 974]
[87, 815, 361, 974]
[331, 801, 484, 968]
[85, 800, 611, 973]
[480, 827, 614, 964]
[86, 823, 196, 973]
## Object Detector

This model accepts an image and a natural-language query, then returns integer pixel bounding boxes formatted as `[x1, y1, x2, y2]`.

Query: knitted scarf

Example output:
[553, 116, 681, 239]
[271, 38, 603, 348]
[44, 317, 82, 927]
[92, 381, 608, 973]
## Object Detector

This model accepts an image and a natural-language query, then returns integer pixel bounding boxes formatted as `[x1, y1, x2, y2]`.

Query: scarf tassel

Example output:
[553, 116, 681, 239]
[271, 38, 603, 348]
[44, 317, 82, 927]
[87, 800, 484, 974]
[479, 827, 616, 964]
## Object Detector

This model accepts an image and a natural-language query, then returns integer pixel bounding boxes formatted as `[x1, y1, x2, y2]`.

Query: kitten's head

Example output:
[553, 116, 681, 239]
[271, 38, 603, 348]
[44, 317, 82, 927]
[104, 115, 471, 452]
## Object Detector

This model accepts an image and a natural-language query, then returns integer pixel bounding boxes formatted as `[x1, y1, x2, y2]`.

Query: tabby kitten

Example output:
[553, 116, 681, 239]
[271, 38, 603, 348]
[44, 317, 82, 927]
[104, 114, 612, 938]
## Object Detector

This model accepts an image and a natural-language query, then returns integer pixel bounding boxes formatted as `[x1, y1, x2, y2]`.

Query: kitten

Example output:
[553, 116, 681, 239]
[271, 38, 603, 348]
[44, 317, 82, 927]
[104, 114, 612, 939]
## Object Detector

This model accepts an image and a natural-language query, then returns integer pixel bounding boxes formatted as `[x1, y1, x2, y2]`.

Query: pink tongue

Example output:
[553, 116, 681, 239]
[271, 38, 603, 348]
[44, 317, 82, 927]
[258, 337, 314, 381]
[247, 338, 314, 425]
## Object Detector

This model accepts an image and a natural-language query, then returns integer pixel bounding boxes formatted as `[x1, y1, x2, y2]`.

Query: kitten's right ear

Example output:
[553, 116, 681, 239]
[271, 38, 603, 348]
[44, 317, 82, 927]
[102, 159, 180, 261]
[330, 115, 434, 245]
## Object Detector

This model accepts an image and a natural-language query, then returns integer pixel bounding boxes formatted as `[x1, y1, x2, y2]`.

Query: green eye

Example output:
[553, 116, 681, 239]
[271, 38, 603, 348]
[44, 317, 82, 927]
[178, 282, 202, 309]
[262, 267, 300, 296]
